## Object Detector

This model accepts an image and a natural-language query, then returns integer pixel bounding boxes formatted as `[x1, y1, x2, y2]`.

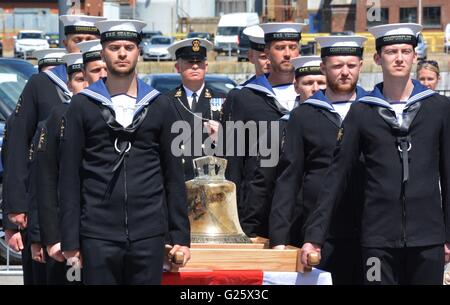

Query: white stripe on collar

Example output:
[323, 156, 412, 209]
[303, 98, 339, 113]
[81, 88, 113, 106]
[245, 83, 276, 99]
[44, 69, 71, 96]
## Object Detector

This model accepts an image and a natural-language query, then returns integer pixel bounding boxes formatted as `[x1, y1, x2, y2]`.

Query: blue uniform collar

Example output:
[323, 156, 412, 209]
[80, 77, 160, 116]
[236, 74, 257, 89]
[358, 79, 435, 109]
[244, 73, 276, 97]
[44, 64, 71, 96]
[303, 86, 367, 112]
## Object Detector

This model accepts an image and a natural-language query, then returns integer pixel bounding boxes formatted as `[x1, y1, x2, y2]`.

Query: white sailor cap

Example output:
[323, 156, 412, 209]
[59, 15, 106, 36]
[168, 38, 213, 60]
[243, 25, 265, 51]
[77, 39, 102, 64]
[63, 53, 84, 75]
[315, 35, 367, 58]
[260, 22, 303, 43]
[368, 23, 423, 51]
[33, 48, 67, 70]
[95, 19, 147, 44]
[291, 56, 323, 78]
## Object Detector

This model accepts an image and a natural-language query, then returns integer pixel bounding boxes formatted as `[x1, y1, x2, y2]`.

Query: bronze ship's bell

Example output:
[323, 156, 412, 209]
[186, 156, 252, 244]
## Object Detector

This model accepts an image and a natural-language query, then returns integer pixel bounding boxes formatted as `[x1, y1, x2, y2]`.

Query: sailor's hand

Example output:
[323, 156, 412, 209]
[47, 242, 65, 262]
[204, 120, 220, 143]
[301, 242, 321, 267]
[4, 229, 24, 252]
[168, 244, 191, 267]
[31, 243, 46, 263]
[8, 213, 27, 229]
[62, 249, 83, 268]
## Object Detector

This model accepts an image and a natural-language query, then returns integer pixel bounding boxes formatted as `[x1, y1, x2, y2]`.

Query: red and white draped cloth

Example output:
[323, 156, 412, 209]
[162, 268, 332, 285]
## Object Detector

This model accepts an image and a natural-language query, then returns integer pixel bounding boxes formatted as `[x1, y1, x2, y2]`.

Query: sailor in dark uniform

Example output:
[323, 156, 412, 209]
[222, 22, 302, 234]
[165, 38, 226, 181]
[58, 19, 190, 285]
[221, 24, 270, 123]
[2, 48, 68, 285]
[245, 55, 327, 240]
[28, 53, 87, 285]
[270, 36, 368, 285]
[301, 23, 450, 285]
[2, 14, 103, 285]
[37, 41, 105, 271]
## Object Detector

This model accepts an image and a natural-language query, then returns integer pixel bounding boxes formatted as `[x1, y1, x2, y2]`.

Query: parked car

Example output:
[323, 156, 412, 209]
[14, 30, 49, 58]
[141, 73, 237, 95]
[187, 32, 212, 41]
[140, 30, 163, 55]
[46, 33, 60, 48]
[214, 13, 259, 54]
[0, 58, 37, 264]
[415, 33, 428, 60]
[142, 36, 175, 61]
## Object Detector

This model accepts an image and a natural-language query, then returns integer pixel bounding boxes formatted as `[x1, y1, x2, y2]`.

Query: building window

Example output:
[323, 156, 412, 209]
[400, 7, 417, 23]
[423, 7, 441, 28]
[367, 8, 389, 28]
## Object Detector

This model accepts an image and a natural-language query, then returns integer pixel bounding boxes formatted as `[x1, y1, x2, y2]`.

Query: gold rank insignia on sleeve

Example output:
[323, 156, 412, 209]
[337, 127, 344, 142]
[15, 96, 23, 115]
[60, 117, 66, 139]
[37, 127, 46, 151]
[175, 88, 183, 98]
[204, 88, 212, 99]
[192, 39, 200, 52]
[28, 143, 34, 161]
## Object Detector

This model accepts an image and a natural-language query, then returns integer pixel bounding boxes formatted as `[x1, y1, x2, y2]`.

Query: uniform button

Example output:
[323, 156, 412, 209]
[182, 158, 185, 164]
[181, 144, 185, 150]
[201, 144, 205, 149]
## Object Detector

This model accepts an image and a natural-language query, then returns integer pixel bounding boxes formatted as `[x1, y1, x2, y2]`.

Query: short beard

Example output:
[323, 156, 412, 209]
[108, 65, 136, 77]
[326, 76, 357, 95]
[271, 62, 294, 74]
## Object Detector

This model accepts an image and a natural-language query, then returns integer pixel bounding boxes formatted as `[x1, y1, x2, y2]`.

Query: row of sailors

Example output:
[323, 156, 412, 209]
[1, 14, 449, 285]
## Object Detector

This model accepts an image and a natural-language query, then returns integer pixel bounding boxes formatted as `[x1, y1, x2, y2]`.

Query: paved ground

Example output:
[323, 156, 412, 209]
[0, 266, 23, 285]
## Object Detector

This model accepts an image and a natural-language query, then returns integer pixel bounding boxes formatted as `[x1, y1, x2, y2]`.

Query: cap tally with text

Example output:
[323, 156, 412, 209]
[243, 25, 265, 51]
[291, 56, 323, 78]
[368, 23, 423, 51]
[59, 15, 106, 36]
[315, 35, 367, 58]
[63, 53, 84, 75]
[260, 22, 303, 43]
[33, 48, 67, 70]
[95, 19, 147, 44]
[77, 39, 102, 64]
[168, 38, 213, 61]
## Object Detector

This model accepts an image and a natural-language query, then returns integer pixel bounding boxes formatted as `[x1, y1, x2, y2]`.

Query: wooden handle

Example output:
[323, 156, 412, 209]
[307, 252, 320, 266]
[172, 251, 185, 265]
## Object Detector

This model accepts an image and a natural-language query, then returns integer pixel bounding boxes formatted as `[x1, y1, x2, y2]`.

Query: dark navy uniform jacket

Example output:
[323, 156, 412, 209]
[221, 73, 296, 232]
[269, 87, 367, 247]
[59, 78, 190, 251]
[305, 80, 450, 248]
[3, 65, 70, 216]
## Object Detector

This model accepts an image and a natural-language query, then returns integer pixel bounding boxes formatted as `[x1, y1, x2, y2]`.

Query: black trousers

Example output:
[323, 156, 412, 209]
[319, 238, 363, 285]
[80, 235, 165, 285]
[21, 230, 46, 285]
[362, 245, 445, 285]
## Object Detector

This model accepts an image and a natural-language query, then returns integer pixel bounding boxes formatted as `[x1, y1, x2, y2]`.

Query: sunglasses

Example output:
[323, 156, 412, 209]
[418, 60, 439, 68]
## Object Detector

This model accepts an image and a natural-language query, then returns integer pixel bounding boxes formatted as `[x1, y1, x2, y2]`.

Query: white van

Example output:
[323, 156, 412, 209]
[214, 12, 259, 54]
[445, 23, 450, 53]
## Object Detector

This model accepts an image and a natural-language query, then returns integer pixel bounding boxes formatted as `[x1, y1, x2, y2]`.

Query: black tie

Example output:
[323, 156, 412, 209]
[191, 92, 198, 112]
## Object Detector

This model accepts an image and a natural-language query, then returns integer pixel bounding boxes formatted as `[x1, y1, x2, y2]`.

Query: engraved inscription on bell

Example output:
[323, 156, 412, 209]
[186, 156, 251, 244]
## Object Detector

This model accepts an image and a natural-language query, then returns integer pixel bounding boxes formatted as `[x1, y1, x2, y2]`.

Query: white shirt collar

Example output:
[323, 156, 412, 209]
[183, 83, 205, 98]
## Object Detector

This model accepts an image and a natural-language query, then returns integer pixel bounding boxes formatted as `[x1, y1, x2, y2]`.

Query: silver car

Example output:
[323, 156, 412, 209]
[142, 36, 174, 61]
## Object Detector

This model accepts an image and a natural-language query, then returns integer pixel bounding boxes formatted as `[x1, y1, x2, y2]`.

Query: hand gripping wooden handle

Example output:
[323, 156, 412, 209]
[307, 252, 320, 266]
[172, 250, 185, 265]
